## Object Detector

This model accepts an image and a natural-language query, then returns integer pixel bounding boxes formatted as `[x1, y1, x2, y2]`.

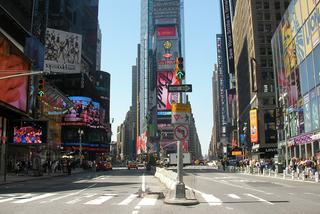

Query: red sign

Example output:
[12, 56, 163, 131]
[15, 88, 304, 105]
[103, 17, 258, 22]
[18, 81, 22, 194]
[156, 26, 176, 37]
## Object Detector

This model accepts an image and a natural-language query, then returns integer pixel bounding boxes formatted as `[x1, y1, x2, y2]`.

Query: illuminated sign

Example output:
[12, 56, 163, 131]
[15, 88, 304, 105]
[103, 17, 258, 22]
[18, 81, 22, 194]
[250, 109, 259, 143]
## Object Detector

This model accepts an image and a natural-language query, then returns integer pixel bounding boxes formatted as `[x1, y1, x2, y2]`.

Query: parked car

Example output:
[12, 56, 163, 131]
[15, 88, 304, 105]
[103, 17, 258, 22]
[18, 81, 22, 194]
[127, 161, 138, 170]
[96, 161, 112, 171]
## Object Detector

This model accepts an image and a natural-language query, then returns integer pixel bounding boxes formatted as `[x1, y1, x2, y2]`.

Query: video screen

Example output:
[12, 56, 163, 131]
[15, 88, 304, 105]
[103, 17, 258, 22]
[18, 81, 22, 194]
[12, 121, 47, 144]
[63, 96, 100, 127]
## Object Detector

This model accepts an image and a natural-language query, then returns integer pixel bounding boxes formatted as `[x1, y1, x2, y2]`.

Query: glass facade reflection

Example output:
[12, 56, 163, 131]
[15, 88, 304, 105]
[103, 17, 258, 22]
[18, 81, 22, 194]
[272, 0, 320, 159]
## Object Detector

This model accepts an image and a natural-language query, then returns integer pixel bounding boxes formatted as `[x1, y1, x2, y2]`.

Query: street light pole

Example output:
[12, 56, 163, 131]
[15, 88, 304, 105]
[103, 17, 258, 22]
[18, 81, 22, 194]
[78, 129, 84, 166]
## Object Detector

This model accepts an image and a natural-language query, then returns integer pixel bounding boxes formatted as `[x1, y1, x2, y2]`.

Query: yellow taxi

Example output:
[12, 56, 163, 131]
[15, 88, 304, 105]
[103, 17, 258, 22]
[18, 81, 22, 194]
[127, 161, 138, 170]
[96, 161, 112, 171]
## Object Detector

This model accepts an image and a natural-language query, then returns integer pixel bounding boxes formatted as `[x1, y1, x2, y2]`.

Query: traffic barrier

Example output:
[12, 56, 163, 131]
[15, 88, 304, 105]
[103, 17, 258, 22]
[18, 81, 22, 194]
[315, 172, 319, 183]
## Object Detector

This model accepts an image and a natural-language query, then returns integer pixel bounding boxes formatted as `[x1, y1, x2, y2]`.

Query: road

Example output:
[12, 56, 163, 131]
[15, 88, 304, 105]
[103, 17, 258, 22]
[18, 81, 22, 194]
[0, 167, 319, 214]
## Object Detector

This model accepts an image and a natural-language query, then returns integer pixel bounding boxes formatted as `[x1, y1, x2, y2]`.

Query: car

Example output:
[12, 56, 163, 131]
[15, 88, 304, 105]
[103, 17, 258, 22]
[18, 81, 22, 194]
[127, 161, 138, 170]
[96, 161, 112, 171]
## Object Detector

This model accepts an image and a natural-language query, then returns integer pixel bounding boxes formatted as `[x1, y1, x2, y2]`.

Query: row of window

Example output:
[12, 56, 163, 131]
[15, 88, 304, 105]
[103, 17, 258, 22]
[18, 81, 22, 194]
[256, 1, 290, 10]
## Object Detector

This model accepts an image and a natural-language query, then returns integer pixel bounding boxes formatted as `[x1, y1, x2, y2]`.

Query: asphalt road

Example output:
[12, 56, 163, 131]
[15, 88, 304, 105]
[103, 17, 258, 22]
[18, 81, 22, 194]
[1, 167, 319, 214]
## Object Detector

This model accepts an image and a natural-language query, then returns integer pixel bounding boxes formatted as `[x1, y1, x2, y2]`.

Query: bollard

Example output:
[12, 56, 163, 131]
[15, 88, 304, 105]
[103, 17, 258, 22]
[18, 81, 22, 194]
[315, 172, 319, 183]
[291, 171, 294, 180]
[269, 169, 271, 176]
[283, 171, 286, 179]
[275, 169, 278, 178]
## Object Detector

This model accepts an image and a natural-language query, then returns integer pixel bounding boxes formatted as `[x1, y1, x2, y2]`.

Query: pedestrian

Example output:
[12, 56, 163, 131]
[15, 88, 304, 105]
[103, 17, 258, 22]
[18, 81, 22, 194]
[14, 161, 20, 175]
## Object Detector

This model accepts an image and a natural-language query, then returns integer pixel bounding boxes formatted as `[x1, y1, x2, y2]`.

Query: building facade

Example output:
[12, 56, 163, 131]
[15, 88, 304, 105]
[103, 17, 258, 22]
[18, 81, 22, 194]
[272, 0, 320, 164]
[232, 0, 289, 159]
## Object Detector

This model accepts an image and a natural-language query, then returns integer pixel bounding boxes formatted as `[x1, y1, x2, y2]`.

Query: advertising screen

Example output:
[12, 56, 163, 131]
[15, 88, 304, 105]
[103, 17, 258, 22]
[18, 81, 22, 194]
[157, 71, 179, 111]
[44, 28, 82, 73]
[250, 109, 259, 143]
[62, 96, 100, 128]
[12, 120, 47, 144]
[156, 26, 176, 37]
[156, 38, 179, 71]
[0, 33, 29, 112]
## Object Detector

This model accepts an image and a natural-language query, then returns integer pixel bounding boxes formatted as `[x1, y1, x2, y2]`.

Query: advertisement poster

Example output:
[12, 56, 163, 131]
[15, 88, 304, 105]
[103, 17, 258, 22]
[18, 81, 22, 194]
[62, 96, 100, 128]
[157, 70, 179, 111]
[44, 28, 82, 73]
[0, 33, 29, 112]
[250, 109, 259, 143]
[156, 39, 179, 71]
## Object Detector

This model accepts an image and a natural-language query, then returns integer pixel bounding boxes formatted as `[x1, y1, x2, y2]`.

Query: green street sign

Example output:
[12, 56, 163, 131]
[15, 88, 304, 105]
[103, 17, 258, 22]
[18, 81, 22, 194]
[176, 70, 185, 80]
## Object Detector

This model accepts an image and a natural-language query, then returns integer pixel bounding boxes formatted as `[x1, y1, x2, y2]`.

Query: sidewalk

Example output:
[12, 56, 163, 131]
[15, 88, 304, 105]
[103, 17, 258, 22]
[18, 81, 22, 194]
[0, 168, 86, 185]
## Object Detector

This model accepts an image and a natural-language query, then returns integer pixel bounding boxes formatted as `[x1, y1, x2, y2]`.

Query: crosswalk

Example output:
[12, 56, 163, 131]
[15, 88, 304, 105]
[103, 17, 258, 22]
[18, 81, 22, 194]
[0, 191, 276, 207]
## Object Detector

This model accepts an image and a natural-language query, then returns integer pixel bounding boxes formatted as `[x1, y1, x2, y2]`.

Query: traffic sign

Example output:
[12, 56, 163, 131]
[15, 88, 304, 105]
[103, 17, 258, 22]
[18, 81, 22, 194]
[174, 124, 189, 141]
[168, 84, 192, 93]
[172, 103, 191, 113]
[172, 112, 190, 124]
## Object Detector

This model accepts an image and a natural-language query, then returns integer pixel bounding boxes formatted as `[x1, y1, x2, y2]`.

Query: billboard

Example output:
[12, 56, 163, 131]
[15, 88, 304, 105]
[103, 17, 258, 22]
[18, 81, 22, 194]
[155, 38, 179, 71]
[44, 28, 82, 73]
[0, 33, 29, 112]
[156, 26, 176, 37]
[62, 96, 100, 128]
[250, 109, 259, 143]
[12, 120, 47, 144]
[157, 71, 179, 111]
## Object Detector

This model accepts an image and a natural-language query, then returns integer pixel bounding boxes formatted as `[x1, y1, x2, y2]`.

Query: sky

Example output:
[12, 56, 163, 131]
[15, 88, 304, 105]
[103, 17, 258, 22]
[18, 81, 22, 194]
[99, 0, 221, 156]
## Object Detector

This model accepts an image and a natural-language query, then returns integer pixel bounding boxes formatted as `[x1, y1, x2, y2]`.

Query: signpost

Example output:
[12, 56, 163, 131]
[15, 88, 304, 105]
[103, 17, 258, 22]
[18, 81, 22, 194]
[168, 84, 192, 93]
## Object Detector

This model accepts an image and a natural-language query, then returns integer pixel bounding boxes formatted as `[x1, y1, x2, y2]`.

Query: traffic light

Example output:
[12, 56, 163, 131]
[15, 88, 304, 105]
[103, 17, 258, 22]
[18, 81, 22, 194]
[38, 79, 45, 97]
[175, 57, 185, 81]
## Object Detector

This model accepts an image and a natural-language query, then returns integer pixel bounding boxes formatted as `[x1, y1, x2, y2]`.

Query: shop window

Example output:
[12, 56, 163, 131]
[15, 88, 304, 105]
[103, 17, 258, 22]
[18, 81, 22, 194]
[314, 141, 319, 154]
[295, 145, 300, 157]
[307, 143, 312, 158]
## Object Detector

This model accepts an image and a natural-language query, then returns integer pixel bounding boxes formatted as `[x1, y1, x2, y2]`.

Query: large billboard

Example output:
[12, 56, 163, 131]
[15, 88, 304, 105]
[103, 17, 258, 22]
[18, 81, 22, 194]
[155, 26, 179, 71]
[12, 120, 48, 144]
[250, 109, 259, 143]
[62, 96, 101, 128]
[0, 33, 29, 112]
[157, 71, 179, 111]
[44, 28, 82, 73]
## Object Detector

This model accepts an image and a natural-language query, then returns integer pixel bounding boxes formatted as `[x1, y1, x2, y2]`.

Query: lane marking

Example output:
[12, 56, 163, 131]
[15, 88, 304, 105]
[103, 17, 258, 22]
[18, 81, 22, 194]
[137, 195, 158, 206]
[66, 198, 82, 204]
[200, 193, 222, 206]
[0, 198, 15, 203]
[227, 194, 241, 199]
[142, 173, 146, 192]
[132, 211, 139, 214]
[44, 192, 77, 203]
[245, 193, 274, 205]
[13, 193, 56, 204]
[118, 194, 138, 205]
[84, 195, 113, 205]
[134, 206, 141, 209]
[226, 207, 234, 210]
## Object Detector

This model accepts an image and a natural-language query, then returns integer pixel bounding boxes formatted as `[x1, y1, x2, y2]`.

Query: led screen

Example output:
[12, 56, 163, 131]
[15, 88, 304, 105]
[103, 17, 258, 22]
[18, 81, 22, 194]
[12, 121, 47, 144]
[63, 96, 100, 128]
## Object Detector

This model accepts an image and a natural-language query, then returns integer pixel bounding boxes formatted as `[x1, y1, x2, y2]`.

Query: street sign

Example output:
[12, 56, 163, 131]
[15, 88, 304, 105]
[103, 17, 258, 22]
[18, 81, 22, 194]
[172, 112, 190, 124]
[172, 103, 191, 113]
[174, 124, 189, 141]
[168, 84, 192, 93]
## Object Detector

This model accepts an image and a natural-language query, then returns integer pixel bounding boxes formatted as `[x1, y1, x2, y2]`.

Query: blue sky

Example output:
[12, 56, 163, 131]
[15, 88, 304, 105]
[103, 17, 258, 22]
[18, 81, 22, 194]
[99, 0, 220, 156]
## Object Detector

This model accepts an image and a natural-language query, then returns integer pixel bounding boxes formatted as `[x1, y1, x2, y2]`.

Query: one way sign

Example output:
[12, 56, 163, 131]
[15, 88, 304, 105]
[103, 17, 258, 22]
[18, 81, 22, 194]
[168, 84, 192, 93]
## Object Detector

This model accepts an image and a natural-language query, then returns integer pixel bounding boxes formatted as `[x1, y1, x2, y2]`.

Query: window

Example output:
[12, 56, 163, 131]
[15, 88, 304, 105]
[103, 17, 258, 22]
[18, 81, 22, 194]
[264, 13, 270, 20]
[276, 13, 282, 21]
[260, 47, 266, 55]
[268, 59, 273, 67]
[300, 61, 308, 95]
[264, 1, 270, 9]
[258, 24, 264, 32]
[259, 35, 265, 43]
[257, 13, 263, 20]
[275, 1, 281, 10]
[306, 54, 316, 91]
[313, 44, 320, 86]
[265, 24, 272, 32]
[264, 84, 268, 92]
[256, 1, 262, 9]
[261, 58, 267, 67]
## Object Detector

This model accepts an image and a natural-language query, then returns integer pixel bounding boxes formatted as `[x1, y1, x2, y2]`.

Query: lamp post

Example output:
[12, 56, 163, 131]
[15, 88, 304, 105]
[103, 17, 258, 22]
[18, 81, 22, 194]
[78, 129, 84, 166]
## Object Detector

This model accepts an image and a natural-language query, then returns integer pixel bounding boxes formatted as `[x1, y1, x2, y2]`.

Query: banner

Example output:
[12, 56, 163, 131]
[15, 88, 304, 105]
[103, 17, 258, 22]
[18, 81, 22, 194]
[44, 28, 82, 73]
[250, 109, 259, 143]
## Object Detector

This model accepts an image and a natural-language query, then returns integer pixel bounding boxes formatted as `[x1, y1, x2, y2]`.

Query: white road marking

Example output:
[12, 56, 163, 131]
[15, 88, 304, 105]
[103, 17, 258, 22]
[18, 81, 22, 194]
[84, 195, 113, 205]
[134, 206, 141, 209]
[0, 198, 15, 203]
[226, 207, 234, 210]
[288, 193, 295, 195]
[13, 193, 56, 204]
[227, 194, 240, 199]
[142, 173, 146, 192]
[200, 193, 222, 206]
[44, 192, 77, 203]
[132, 211, 139, 214]
[66, 198, 82, 204]
[84, 193, 97, 198]
[118, 194, 138, 205]
[137, 195, 158, 206]
[245, 193, 274, 205]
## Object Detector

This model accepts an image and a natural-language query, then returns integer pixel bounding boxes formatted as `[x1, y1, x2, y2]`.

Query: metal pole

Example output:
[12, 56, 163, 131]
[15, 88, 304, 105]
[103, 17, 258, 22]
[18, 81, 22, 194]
[79, 130, 82, 166]
[177, 140, 183, 183]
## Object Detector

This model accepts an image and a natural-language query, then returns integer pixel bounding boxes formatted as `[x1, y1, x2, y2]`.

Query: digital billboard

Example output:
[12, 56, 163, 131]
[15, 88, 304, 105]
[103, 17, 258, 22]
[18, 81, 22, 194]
[157, 71, 179, 111]
[62, 96, 100, 128]
[250, 109, 259, 143]
[12, 120, 47, 144]
[0, 33, 29, 112]
[156, 26, 176, 37]
[44, 28, 82, 73]
[155, 38, 179, 71]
